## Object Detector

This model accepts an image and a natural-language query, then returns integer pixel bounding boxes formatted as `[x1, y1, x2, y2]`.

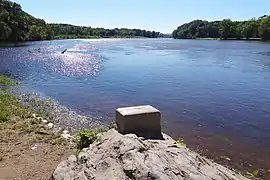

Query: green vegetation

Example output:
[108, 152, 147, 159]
[0, 73, 68, 148]
[0, 74, 54, 122]
[259, 16, 270, 41]
[0, 91, 55, 122]
[0, 74, 33, 122]
[0, 74, 17, 85]
[175, 138, 185, 146]
[172, 15, 270, 41]
[0, 91, 32, 122]
[246, 169, 260, 178]
[75, 129, 98, 150]
[49, 23, 163, 39]
[0, 0, 166, 42]
[55, 35, 100, 40]
[0, 115, 68, 145]
[0, 0, 54, 41]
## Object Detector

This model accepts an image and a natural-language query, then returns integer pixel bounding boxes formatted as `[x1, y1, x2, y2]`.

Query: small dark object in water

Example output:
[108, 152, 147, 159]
[28, 50, 32, 53]
[61, 49, 67, 54]
[38, 48, 40, 52]
[258, 52, 270, 56]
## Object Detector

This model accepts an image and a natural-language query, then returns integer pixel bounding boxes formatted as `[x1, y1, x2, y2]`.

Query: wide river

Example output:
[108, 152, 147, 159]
[1, 39, 270, 175]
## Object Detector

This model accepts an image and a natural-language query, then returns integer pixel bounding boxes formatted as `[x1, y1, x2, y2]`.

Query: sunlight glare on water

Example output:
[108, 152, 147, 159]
[1, 39, 270, 175]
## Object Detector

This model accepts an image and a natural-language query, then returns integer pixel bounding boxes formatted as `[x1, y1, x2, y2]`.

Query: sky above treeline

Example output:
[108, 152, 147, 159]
[14, 0, 270, 33]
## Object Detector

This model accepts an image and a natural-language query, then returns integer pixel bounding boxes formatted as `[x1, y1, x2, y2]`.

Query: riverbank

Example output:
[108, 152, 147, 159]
[0, 74, 261, 179]
[190, 37, 263, 41]
[0, 114, 73, 179]
[0, 75, 71, 179]
[54, 35, 148, 40]
[0, 74, 104, 179]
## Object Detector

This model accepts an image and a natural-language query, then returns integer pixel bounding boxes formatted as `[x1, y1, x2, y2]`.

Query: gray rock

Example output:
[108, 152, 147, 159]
[51, 129, 249, 180]
[47, 123, 54, 129]
[41, 119, 48, 124]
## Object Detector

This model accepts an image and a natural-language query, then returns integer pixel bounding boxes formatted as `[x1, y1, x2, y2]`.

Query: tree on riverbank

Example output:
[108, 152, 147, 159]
[172, 15, 270, 41]
[259, 16, 270, 41]
[0, 0, 53, 41]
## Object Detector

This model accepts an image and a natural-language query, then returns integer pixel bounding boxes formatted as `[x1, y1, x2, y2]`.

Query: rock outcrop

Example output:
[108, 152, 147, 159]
[51, 129, 249, 180]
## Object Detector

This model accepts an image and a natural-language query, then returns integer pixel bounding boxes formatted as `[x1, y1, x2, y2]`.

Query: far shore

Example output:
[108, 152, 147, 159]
[195, 37, 263, 41]
[0, 36, 172, 45]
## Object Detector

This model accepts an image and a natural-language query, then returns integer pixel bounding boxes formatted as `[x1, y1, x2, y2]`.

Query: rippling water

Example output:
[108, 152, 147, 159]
[1, 39, 270, 176]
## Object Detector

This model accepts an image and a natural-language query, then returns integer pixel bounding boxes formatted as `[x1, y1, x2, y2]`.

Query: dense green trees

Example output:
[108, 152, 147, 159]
[3, 0, 268, 42]
[172, 20, 221, 39]
[219, 19, 236, 39]
[48, 23, 163, 39]
[241, 19, 259, 39]
[0, 0, 53, 41]
[258, 16, 270, 41]
[0, 0, 164, 41]
[172, 15, 270, 41]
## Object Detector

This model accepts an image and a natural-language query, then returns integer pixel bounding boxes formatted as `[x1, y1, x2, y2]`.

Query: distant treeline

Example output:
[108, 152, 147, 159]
[0, 0, 167, 42]
[172, 15, 270, 41]
[48, 23, 165, 39]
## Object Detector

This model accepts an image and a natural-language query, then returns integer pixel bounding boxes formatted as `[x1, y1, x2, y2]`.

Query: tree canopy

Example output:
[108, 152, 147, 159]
[2, 0, 268, 42]
[172, 15, 270, 41]
[48, 24, 163, 39]
[0, 0, 53, 41]
[0, 0, 164, 42]
[258, 16, 270, 41]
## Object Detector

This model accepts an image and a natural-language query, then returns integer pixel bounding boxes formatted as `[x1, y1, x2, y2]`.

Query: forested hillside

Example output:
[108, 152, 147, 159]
[0, 0, 54, 41]
[172, 15, 270, 41]
[0, 0, 164, 42]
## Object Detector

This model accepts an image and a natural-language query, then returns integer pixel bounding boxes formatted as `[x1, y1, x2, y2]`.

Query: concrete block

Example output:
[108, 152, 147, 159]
[116, 105, 161, 135]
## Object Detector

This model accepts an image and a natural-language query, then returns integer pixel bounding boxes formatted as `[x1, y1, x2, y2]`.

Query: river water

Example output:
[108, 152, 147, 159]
[1, 39, 270, 176]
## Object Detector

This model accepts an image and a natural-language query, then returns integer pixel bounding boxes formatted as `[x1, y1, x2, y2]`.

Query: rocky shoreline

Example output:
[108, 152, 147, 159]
[17, 92, 106, 132]
[51, 129, 249, 180]
[0, 97, 252, 180]
[0, 75, 255, 179]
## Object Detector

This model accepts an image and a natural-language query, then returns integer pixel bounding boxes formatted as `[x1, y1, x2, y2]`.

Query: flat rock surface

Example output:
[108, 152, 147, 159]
[117, 105, 160, 116]
[51, 129, 249, 180]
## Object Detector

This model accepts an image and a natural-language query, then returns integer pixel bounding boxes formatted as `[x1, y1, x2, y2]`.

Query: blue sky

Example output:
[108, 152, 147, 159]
[15, 0, 270, 33]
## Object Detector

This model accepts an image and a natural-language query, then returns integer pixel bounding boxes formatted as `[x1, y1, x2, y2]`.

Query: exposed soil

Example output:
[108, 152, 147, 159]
[0, 117, 73, 180]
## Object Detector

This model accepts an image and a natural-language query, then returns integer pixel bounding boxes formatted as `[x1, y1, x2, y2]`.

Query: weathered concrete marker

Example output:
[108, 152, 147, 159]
[116, 105, 161, 135]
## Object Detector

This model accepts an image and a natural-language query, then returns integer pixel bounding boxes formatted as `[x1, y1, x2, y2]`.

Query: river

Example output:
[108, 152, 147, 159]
[1, 39, 270, 176]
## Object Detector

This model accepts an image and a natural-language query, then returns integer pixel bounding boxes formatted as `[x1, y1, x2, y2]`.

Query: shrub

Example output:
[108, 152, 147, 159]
[76, 129, 98, 150]
[0, 74, 16, 86]
[175, 138, 185, 146]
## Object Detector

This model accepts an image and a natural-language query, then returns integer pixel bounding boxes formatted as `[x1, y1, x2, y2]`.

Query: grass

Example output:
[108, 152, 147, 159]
[0, 74, 100, 159]
[0, 116, 68, 146]
[0, 73, 54, 126]
[0, 91, 53, 123]
[246, 169, 260, 178]
[0, 73, 55, 122]
[175, 138, 186, 147]
[0, 74, 17, 86]
[0, 74, 30, 121]
[0, 91, 33, 122]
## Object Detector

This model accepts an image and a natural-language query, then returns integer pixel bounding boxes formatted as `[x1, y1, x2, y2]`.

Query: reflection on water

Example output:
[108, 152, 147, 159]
[1, 39, 270, 176]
